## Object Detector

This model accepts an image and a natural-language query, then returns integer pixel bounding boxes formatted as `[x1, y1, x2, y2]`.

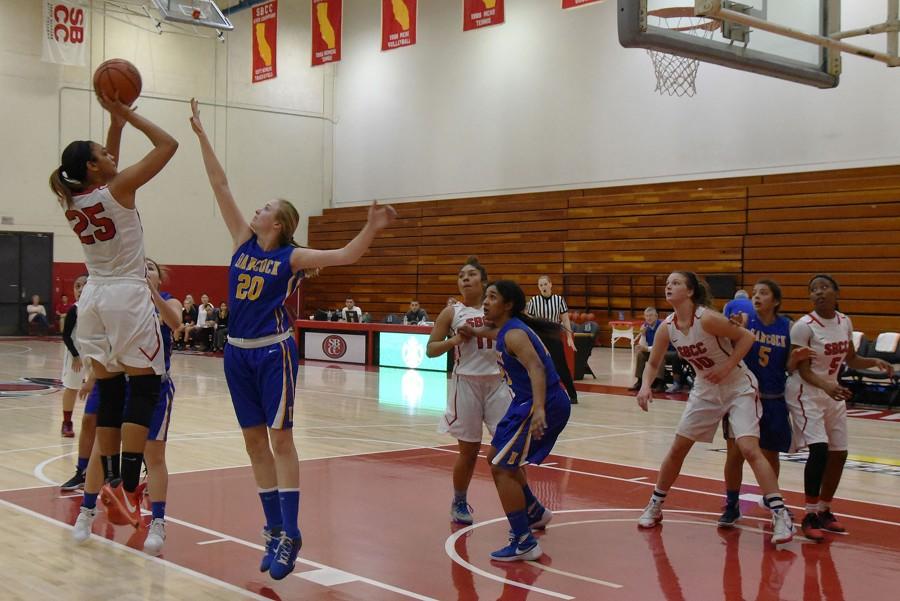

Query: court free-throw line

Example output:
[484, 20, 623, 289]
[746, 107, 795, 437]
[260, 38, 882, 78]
[0, 499, 273, 601]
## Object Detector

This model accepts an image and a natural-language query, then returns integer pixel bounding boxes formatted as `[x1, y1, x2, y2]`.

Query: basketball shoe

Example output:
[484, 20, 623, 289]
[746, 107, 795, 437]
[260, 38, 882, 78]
[144, 518, 166, 556]
[490, 533, 543, 562]
[717, 504, 741, 527]
[60, 467, 85, 491]
[817, 510, 846, 533]
[528, 505, 553, 530]
[259, 527, 282, 572]
[638, 499, 663, 528]
[801, 512, 825, 542]
[269, 533, 302, 580]
[72, 506, 96, 544]
[771, 508, 794, 544]
[450, 500, 474, 525]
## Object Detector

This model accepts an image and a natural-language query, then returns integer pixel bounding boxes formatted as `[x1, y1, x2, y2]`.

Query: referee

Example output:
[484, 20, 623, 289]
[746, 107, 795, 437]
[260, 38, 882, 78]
[525, 275, 578, 404]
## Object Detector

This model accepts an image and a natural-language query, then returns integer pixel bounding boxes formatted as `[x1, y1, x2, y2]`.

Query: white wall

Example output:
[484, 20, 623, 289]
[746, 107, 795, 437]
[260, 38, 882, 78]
[0, 0, 334, 264]
[332, 0, 900, 205]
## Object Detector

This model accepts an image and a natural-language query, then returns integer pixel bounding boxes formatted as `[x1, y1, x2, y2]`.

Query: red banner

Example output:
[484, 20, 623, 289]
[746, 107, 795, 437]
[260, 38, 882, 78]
[311, 0, 342, 66]
[463, 0, 504, 31]
[252, 0, 277, 82]
[382, 0, 417, 51]
[562, 0, 603, 8]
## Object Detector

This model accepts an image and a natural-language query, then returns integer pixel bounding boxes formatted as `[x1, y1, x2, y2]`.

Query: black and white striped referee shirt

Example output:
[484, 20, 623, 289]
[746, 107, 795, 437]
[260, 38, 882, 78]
[525, 294, 568, 324]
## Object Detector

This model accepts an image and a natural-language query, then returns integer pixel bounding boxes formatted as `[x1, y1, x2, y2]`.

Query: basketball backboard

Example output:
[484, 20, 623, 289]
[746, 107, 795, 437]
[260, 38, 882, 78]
[618, 0, 840, 89]
[152, 0, 234, 31]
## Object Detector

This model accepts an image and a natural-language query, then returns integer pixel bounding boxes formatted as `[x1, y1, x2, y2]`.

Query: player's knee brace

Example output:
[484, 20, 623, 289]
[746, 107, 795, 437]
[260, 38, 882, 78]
[123, 374, 162, 428]
[804, 442, 829, 496]
[96, 374, 127, 428]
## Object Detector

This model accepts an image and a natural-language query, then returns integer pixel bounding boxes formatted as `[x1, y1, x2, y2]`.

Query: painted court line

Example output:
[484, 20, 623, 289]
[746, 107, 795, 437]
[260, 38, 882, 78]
[196, 538, 230, 546]
[161, 514, 439, 601]
[296, 567, 359, 586]
[445, 518, 575, 600]
[556, 431, 647, 444]
[549, 450, 900, 511]
[0, 499, 272, 601]
[525, 560, 623, 589]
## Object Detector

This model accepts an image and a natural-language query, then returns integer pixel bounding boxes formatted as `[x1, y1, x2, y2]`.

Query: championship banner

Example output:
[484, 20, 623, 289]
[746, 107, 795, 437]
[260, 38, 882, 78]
[562, 0, 604, 8]
[252, 0, 277, 82]
[382, 0, 417, 51]
[463, 0, 504, 31]
[42, 1, 89, 66]
[311, 0, 342, 66]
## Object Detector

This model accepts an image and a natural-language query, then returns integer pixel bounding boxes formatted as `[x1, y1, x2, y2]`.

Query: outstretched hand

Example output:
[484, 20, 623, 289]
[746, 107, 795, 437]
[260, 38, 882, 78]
[189, 98, 205, 136]
[367, 201, 398, 231]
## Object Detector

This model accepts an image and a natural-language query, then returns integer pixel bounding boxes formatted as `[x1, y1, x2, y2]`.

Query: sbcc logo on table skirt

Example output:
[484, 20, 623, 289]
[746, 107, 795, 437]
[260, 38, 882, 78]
[322, 335, 348, 359]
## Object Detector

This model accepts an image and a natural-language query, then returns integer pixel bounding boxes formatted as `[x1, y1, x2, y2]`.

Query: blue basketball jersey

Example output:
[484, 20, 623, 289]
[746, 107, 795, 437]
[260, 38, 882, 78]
[159, 291, 173, 373]
[228, 235, 301, 339]
[496, 317, 561, 403]
[744, 313, 791, 397]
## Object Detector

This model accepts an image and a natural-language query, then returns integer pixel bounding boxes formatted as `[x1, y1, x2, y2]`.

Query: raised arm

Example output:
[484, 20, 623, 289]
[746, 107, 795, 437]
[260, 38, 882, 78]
[189, 99, 252, 251]
[102, 93, 178, 209]
[105, 109, 126, 169]
[289, 201, 397, 273]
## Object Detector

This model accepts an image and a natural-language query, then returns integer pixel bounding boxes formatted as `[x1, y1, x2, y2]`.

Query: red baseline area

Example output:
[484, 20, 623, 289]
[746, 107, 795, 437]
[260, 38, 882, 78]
[2, 447, 898, 600]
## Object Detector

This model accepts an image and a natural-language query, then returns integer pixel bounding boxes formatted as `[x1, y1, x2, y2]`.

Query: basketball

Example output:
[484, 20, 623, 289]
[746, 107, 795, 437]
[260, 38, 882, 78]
[93, 59, 142, 106]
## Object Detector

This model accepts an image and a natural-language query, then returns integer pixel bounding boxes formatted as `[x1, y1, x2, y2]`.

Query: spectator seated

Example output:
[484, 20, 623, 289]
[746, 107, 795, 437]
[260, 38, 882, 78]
[842, 332, 900, 408]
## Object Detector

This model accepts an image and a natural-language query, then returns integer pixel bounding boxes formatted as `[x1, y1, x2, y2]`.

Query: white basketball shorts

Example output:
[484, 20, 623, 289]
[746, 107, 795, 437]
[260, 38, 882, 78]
[676, 371, 761, 443]
[438, 374, 513, 443]
[76, 279, 165, 375]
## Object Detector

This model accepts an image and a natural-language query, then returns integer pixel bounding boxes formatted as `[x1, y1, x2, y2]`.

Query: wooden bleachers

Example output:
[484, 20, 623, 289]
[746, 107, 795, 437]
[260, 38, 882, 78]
[303, 165, 900, 339]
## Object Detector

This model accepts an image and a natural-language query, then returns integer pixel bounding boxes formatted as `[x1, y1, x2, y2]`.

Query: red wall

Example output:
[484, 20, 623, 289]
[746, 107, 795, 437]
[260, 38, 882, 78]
[53, 262, 230, 306]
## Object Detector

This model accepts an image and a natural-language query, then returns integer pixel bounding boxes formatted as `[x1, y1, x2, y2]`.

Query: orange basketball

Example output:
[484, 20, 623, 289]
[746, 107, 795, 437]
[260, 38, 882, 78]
[93, 59, 142, 106]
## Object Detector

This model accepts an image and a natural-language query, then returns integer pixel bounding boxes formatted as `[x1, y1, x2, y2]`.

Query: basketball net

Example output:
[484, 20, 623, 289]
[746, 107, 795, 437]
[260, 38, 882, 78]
[646, 8, 719, 97]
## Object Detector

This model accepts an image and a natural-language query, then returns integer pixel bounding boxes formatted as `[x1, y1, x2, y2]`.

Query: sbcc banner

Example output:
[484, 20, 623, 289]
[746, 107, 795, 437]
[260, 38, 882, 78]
[304, 332, 367, 364]
[311, 0, 342, 66]
[382, 0, 417, 51]
[463, 0, 504, 31]
[42, 1, 89, 66]
[252, 0, 277, 82]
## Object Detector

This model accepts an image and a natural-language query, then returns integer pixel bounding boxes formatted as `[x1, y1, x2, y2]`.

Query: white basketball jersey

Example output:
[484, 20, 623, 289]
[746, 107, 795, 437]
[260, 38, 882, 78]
[451, 302, 500, 376]
[665, 306, 749, 383]
[787, 311, 853, 384]
[67, 186, 146, 280]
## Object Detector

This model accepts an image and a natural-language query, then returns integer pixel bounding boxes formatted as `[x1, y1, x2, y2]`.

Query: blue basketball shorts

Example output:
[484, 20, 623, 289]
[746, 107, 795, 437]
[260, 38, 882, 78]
[84, 377, 174, 442]
[224, 337, 298, 430]
[490, 388, 571, 470]
[722, 395, 791, 453]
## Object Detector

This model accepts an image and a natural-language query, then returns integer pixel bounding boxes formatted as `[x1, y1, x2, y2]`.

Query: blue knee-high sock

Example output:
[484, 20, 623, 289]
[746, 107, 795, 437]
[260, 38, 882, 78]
[523, 484, 537, 507]
[151, 501, 166, 520]
[258, 488, 282, 531]
[279, 489, 300, 539]
[76, 457, 89, 472]
[506, 509, 530, 540]
[83, 492, 98, 510]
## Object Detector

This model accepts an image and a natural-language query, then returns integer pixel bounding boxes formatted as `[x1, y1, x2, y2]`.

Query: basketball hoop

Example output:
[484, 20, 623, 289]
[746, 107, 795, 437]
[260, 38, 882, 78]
[646, 8, 719, 97]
